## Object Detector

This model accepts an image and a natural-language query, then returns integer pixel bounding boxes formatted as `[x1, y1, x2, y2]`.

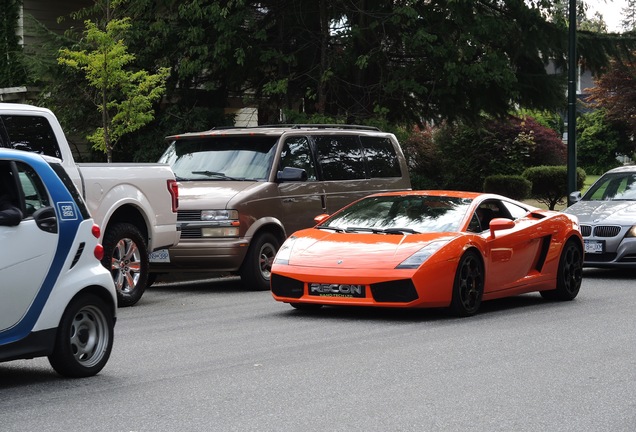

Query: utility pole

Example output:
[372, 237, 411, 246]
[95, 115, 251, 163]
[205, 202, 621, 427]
[567, 0, 577, 200]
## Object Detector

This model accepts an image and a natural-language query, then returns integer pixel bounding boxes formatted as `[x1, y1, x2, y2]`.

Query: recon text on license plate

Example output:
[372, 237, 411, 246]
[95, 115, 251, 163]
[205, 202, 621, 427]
[308, 283, 366, 298]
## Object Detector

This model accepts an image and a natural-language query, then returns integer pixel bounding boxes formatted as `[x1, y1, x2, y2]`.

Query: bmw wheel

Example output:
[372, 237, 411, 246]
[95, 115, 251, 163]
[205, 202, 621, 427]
[450, 249, 484, 317]
[48, 294, 114, 378]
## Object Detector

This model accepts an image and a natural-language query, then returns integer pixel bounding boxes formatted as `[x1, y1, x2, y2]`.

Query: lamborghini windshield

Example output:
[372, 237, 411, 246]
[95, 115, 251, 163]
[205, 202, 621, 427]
[319, 195, 473, 234]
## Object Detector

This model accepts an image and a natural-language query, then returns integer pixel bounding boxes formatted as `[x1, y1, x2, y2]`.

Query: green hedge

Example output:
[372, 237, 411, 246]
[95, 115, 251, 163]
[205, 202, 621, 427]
[483, 175, 532, 200]
[522, 165, 586, 210]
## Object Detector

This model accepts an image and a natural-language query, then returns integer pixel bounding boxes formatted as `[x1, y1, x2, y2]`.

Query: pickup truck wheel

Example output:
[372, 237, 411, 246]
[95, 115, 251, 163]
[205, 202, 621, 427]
[48, 294, 114, 378]
[240, 232, 280, 291]
[102, 223, 149, 307]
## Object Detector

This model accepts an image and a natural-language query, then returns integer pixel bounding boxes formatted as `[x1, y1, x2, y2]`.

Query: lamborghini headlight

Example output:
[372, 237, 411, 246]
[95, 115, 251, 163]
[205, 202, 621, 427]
[273, 236, 298, 265]
[396, 240, 450, 269]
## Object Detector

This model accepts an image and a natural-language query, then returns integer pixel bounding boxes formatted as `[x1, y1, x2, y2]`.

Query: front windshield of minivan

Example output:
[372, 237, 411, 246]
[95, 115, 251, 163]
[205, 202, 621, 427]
[159, 136, 279, 181]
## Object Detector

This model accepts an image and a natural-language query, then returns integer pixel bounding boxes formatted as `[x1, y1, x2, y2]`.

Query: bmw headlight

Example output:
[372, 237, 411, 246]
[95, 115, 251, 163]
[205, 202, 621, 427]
[396, 240, 450, 269]
[626, 226, 636, 237]
[274, 236, 298, 265]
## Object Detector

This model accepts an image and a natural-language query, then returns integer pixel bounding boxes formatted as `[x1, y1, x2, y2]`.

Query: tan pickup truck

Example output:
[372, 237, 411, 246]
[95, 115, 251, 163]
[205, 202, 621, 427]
[0, 103, 179, 306]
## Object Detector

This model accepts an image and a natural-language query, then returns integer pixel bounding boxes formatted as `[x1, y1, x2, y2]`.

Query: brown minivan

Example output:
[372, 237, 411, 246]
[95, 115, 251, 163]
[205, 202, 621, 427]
[150, 124, 412, 290]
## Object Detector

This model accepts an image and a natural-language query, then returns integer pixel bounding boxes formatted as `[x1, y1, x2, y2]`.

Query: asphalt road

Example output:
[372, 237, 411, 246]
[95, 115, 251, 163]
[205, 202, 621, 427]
[1, 269, 635, 432]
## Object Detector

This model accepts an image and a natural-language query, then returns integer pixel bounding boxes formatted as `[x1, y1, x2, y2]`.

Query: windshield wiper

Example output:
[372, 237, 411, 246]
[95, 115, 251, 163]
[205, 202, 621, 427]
[315, 226, 344, 232]
[344, 227, 382, 233]
[382, 227, 420, 234]
[191, 170, 240, 180]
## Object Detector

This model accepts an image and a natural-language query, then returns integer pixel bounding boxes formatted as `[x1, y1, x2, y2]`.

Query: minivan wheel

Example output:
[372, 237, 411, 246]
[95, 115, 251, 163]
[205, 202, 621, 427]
[240, 232, 280, 291]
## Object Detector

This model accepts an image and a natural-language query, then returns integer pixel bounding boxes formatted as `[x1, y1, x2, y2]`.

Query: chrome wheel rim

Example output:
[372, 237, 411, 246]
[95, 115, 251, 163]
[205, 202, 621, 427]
[110, 238, 141, 294]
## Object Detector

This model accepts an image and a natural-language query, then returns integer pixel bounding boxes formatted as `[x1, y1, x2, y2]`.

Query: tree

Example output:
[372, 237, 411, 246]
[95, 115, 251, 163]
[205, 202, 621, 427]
[0, 0, 25, 87]
[622, 0, 636, 31]
[58, 16, 169, 162]
[577, 109, 625, 174]
[586, 55, 636, 140]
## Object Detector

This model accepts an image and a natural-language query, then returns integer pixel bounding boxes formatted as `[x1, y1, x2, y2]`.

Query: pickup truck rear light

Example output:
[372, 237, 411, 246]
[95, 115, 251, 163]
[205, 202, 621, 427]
[167, 179, 179, 213]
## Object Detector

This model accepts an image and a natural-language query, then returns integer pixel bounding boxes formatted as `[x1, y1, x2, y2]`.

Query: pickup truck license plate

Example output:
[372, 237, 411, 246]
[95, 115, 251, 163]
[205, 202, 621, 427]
[149, 249, 170, 263]
[584, 240, 604, 254]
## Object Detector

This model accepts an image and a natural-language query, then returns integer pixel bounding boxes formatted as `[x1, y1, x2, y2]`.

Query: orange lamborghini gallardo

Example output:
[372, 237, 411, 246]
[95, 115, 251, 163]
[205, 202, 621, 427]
[270, 191, 584, 317]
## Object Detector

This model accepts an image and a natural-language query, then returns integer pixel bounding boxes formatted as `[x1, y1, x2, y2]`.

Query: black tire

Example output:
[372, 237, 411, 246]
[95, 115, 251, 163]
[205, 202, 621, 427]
[101, 223, 149, 307]
[240, 232, 280, 291]
[541, 239, 582, 301]
[290, 302, 323, 311]
[48, 294, 114, 378]
[450, 249, 484, 317]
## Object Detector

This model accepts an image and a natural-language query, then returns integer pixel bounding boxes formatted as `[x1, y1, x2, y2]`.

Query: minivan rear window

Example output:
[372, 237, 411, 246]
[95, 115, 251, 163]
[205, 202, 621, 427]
[314, 135, 365, 181]
[160, 136, 278, 181]
[360, 136, 401, 178]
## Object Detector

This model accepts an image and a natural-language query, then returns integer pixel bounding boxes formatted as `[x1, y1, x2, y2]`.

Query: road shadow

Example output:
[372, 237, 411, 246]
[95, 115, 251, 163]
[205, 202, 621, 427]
[582, 267, 635, 279]
[148, 274, 245, 294]
[273, 292, 559, 323]
[0, 363, 61, 388]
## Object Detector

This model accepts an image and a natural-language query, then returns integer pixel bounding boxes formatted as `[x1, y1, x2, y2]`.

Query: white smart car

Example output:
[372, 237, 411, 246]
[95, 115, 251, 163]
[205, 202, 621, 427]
[0, 149, 117, 377]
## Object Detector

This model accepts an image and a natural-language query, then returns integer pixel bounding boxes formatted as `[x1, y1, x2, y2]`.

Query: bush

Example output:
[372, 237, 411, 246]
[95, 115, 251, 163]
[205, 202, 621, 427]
[577, 109, 623, 175]
[483, 175, 532, 200]
[522, 165, 586, 210]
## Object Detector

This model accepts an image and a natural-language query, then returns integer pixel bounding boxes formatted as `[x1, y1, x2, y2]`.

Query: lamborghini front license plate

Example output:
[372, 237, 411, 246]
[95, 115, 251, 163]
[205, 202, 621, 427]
[308, 283, 366, 298]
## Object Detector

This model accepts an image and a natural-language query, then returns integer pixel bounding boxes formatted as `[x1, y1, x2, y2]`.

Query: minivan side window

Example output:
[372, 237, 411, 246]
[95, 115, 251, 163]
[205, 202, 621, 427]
[314, 135, 365, 181]
[360, 136, 401, 178]
[0, 115, 62, 159]
[280, 137, 317, 181]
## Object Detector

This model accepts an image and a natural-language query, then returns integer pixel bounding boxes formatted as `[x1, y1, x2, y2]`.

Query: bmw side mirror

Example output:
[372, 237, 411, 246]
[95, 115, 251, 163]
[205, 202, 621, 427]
[568, 191, 582, 206]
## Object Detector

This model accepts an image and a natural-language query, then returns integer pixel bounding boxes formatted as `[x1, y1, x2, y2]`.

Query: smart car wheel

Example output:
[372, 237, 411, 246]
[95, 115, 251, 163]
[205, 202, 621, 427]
[102, 223, 149, 307]
[450, 249, 484, 317]
[541, 239, 583, 301]
[48, 294, 114, 378]
[240, 232, 280, 291]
